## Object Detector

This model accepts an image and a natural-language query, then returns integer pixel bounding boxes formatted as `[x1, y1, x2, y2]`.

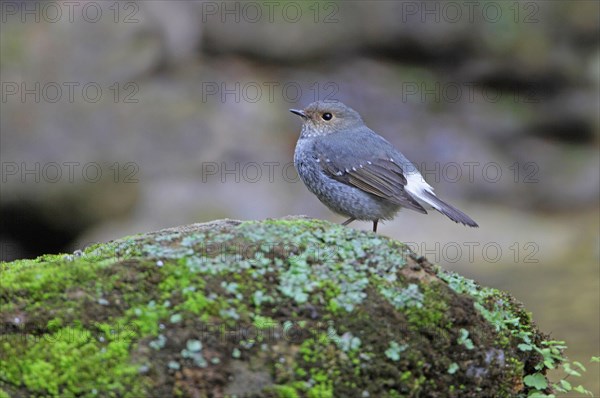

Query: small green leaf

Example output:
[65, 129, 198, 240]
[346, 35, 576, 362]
[523, 373, 548, 390]
[553, 385, 567, 393]
[542, 340, 565, 346]
[563, 363, 582, 377]
[520, 333, 532, 344]
[457, 328, 475, 350]
[527, 393, 554, 398]
[590, 356, 600, 363]
[385, 341, 407, 362]
[170, 313, 182, 324]
[573, 385, 593, 396]
[186, 339, 202, 352]
[572, 361, 587, 372]
[543, 359, 556, 369]
[447, 362, 459, 374]
[518, 343, 533, 351]
[558, 379, 571, 391]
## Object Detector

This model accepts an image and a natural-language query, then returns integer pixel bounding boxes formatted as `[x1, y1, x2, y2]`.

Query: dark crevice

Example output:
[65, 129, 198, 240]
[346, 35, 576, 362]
[0, 202, 83, 261]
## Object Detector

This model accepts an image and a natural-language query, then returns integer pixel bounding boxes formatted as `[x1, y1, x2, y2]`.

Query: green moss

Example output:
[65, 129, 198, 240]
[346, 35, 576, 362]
[1, 255, 104, 303]
[307, 380, 334, 398]
[1, 324, 145, 397]
[271, 384, 301, 398]
[405, 283, 450, 331]
[253, 314, 277, 330]
[177, 291, 217, 319]
[125, 300, 170, 336]
[0, 217, 567, 397]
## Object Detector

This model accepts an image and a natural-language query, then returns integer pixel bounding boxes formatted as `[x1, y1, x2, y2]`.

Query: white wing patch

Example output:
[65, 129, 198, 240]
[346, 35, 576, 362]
[405, 173, 439, 209]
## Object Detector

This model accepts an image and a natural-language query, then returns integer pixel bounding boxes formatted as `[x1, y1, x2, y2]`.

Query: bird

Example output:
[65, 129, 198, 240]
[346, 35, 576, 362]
[290, 101, 478, 233]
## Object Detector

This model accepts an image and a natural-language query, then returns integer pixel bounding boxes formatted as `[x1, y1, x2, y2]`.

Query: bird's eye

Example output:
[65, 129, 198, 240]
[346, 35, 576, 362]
[322, 113, 333, 121]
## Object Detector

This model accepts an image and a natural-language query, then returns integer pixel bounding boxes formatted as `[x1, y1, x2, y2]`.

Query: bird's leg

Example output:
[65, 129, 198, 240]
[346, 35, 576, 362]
[372, 220, 378, 233]
[342, 217, 356, 226]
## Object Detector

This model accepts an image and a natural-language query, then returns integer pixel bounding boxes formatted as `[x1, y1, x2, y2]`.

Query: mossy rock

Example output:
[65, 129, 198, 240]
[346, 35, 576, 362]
[1, 217, 555, 397]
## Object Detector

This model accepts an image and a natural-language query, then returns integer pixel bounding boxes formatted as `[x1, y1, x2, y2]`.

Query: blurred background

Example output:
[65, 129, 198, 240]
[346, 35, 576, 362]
[1, 0, 598, 393]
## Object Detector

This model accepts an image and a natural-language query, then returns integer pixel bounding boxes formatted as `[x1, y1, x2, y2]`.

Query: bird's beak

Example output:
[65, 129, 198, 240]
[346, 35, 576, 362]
[289, 109, 307, 118]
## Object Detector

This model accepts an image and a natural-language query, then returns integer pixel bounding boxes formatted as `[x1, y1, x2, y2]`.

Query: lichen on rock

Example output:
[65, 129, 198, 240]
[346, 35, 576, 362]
[1, 217, 556, 397]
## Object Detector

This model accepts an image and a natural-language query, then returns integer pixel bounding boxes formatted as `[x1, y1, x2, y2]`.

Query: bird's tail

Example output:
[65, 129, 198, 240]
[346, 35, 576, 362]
[420, 191, 478, 227]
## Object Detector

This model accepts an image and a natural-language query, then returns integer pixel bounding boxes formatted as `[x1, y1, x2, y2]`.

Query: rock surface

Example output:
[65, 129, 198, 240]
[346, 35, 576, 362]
[1, 217, 558, 397]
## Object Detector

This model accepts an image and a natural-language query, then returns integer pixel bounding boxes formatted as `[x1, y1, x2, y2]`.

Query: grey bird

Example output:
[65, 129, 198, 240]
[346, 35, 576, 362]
[290, 101, 478, 232]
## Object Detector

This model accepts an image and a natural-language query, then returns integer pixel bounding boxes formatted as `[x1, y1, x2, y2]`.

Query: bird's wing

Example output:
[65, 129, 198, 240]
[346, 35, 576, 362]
[314, 130, 427, 214]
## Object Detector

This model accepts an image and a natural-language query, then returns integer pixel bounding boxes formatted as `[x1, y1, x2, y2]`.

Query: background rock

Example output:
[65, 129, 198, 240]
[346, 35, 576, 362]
[1, 0, 598, 393]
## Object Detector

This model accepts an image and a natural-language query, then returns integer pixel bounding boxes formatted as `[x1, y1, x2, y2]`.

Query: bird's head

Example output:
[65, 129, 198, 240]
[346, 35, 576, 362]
[290, 101, 363, 137]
